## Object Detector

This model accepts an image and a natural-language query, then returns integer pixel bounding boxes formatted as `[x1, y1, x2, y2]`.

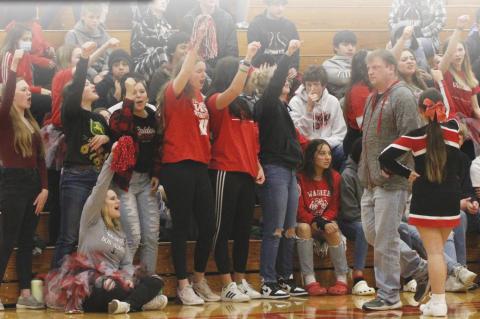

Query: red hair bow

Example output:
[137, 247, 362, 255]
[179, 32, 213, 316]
[423, 98, 447, 123]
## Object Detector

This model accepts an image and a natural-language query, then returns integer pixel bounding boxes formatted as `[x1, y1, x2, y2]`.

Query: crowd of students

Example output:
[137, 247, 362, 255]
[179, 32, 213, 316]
[0, 0, 480, 317]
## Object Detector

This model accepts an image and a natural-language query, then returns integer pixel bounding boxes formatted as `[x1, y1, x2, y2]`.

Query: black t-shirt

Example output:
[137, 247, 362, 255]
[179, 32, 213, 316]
[133, 111, 157, 173]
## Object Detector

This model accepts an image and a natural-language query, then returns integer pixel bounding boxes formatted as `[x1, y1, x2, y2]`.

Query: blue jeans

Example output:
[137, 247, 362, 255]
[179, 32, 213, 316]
[453, 211, 467, 266]
[117, 172, 160, 275]
[259, 164, 298, 283]
[51, 167, 98, 268]
[331, 144, 346, 172]
[338, 220, 369, 271]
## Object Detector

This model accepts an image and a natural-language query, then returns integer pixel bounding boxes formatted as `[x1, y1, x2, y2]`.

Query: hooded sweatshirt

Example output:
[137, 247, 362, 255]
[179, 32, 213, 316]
[338, 157, 363, 223]
[322, 55, 352, 99]
[289, 85, 347, 149]
[64, 20, 111, 77]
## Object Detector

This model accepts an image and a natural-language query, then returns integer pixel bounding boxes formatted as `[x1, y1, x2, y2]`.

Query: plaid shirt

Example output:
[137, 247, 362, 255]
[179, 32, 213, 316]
[389, 0, 446, 49]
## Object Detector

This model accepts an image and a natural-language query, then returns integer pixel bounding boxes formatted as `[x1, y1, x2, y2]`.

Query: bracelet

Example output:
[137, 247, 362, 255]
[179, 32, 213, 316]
[240, 59, 251, 67]
[239, 65, 250, 73]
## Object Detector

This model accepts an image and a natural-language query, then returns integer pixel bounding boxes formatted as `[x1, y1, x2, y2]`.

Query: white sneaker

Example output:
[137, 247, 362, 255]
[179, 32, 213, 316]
[237, 279, 262, 299]
[142, 294, 168, 311]
[420, 301, 447, 317]
[108, 299, 130, 314]
[445, 275, 466, 292]
[352, 280, 376, 296]
[221, 282, 250, 302]
[177, 284, 205, 305]
[192, 279, 221, 302]
[403, 279, 417, 292]
[455, 266, 477, 286]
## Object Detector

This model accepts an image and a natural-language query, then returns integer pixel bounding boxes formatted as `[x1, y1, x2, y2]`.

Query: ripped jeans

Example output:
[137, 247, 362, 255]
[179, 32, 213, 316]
[259, 164, 298, 283]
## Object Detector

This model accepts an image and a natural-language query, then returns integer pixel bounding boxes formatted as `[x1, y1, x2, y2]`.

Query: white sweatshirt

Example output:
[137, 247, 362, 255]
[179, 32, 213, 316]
[289, 85, 347, 148]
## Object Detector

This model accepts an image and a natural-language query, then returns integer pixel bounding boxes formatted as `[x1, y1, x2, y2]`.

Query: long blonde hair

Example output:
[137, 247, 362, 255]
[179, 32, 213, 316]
[446, 42, 479, 89]
[10, 81, 43, 158]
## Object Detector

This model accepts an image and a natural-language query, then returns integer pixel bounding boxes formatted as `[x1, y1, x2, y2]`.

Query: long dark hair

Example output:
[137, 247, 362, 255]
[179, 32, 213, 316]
[398, 48, 427, 90]
[206, 56, 253, 120]
[301, 139, 334, 195]
[419, 88, 447, 183]
[344, 50, 370, 114]
[0, 24, 30, 57]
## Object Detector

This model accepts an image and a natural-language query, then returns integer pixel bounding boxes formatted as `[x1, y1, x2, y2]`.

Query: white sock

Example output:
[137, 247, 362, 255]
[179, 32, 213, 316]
[430, 293, 446, 304]
[336, 274, 347, 284]
[304, 274, 316, 285]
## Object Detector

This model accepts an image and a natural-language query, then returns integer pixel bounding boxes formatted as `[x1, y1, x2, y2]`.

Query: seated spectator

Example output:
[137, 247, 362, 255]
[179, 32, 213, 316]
[296, 140, 349, 296]
[289, 65, 347, 171]
[248, 0, 299, 76]
[180, 0, 238, 72]
[337, 139, 375, 296]
[65, 3, 112, 80]
[342, 50, 371, 156]
[466, 8, 480, 66]
[148, 31, 189, 104]
[322, 30, 357, 100]
[0, 23, 52, 125]
[94, 49, 133, 109]
[5, 6, 56, 87]
[388, 0, 446, 53]
[131, 0, 172, 82]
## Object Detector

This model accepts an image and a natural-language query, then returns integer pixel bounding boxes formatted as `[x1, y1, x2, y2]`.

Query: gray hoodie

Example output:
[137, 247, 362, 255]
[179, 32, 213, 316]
[78, 154, 135, 280]
[339, 157, 363, 222]
[322, 55, 352, 99]
[289, 85, 347, 148]
[358, 81, 420, 191]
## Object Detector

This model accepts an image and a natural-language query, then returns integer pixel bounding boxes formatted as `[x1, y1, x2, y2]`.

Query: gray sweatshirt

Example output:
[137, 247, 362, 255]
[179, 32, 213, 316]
[322, 55, 352, 99]
[78, 154, 135, 280]
[358, 81, 420, 191]
[339, 157, 363, 222]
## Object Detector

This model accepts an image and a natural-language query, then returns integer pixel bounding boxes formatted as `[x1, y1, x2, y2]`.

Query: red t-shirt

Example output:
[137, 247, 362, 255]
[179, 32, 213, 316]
[207, 93, 259, 179]
[297, 170, 341, 225]
[44, 68, 74, 128]
[443, 71, 480, 118]
[346, 82, 371, 130]
[161, 83, 211, 164]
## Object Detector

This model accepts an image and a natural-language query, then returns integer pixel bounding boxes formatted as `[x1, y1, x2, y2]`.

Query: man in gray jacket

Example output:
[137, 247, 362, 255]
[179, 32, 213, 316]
[359, 50, 429, 311]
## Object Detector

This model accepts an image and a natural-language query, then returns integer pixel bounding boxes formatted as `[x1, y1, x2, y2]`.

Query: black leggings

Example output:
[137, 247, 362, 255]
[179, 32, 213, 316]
[0, 168, 41, 289]
[83, 276, 163, 312]
[160, 161, 215, 280]
[210, 170, 255, 274]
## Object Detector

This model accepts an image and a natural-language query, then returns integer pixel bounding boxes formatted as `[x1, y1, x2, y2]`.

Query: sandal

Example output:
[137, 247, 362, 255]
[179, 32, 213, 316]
[352, 280, 376, 296]
[304, 282, 327, 296]
[327, 281, 348, 295]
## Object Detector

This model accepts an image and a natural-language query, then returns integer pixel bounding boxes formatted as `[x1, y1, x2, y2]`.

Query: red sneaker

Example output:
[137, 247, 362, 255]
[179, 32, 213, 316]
[304, 282, 327, 296]
[327, 281, 348, 295]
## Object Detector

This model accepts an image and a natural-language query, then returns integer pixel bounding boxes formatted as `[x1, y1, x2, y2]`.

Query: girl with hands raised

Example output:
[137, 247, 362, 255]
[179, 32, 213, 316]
[0, 48, 48, 310]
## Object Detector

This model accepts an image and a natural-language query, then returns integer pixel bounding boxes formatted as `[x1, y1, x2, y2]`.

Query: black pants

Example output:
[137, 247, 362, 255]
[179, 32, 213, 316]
[0, 168, 40, 289]
[343, 127, 362, 158]
[210, 170, 255, 274]
[160, 161, 215, 280]
[83, 276, 163, 312]
[46, 169, 61, 245]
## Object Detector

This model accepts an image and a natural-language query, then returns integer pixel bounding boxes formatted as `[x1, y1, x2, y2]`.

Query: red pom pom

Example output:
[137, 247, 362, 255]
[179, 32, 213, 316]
[111, 136, 136, 173]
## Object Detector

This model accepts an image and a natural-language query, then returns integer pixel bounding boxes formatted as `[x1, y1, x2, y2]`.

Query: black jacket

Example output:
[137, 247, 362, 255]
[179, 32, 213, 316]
[94, 73, 120, 109]
[180, 6, 238, 70]
[247, 11, 300, 70]
[254, 54, 303, 169]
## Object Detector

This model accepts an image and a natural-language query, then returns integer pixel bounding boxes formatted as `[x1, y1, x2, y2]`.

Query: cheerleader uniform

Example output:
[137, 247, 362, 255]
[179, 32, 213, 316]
[378, 119, 463, 228]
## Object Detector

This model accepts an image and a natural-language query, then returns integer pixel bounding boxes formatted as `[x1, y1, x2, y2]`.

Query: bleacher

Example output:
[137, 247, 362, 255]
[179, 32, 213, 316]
[1, 0, 479, 304]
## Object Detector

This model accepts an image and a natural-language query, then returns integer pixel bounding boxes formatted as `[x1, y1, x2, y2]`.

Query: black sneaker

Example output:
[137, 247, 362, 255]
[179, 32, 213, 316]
[414, 271, 430, 304]
[261, 282, 290, 299]
[278, 277, 308, 297]
[362, 297, 402, 311]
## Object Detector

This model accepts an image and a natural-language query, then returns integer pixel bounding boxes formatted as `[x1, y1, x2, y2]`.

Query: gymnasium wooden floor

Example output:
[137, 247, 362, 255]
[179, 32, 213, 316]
[2, 291, 480, 318]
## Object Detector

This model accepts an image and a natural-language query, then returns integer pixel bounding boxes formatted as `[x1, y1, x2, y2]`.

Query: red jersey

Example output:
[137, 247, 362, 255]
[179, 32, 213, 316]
[443, 71, 480, 118]
[346, 82, 371, 130]
[161, 83, 211, 164]
[297, 170, 341, 225]
[207, 93, 259, 179]
[44, 68, 74, 128]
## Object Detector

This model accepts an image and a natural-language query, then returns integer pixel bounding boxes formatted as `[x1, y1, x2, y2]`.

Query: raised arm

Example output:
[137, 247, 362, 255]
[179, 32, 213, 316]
[90, 38, 120, 68]
[391, 26, 414, 61]
[80, 152, 114, 228]
[172, 27, 207, 97]
[109, 77, 136, 141]
[0, 50, 23, 120]
[213, 42, 261, 110]
[263, 40, 301, 103]
[439, 15, 470, 74]
[62, 42, 97, 121]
